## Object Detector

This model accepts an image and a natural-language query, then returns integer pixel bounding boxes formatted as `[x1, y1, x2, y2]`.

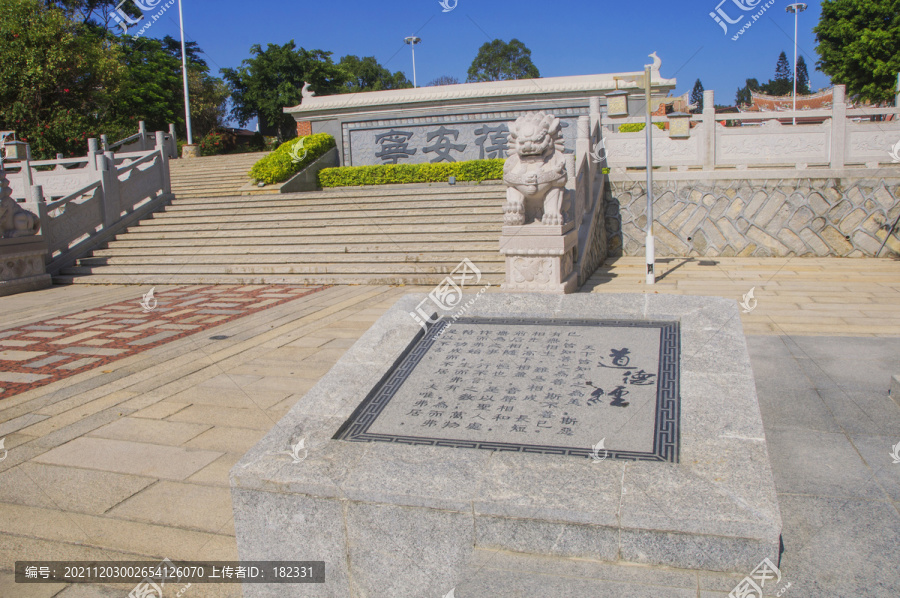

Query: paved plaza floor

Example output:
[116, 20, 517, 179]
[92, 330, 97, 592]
[0, 256, 898, 597]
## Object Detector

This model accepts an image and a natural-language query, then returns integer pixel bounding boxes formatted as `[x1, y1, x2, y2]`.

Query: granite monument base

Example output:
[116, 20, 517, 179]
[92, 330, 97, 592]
[499, 223, 578, 294]
[0, 236, 51, 297]
[231, 293, 782, 598]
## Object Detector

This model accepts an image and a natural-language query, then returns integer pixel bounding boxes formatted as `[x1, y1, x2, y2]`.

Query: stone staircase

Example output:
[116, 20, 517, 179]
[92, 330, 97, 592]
[168, 152, 269, 199]
[53, 184, 507, 286]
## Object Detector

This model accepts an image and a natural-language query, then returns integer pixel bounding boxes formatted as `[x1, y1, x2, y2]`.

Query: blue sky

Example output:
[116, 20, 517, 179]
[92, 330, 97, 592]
[138, 0, 828, 122]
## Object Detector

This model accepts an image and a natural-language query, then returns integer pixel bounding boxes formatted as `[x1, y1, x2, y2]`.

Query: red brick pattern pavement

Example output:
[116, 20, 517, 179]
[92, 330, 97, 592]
[0, 285, 328, 400]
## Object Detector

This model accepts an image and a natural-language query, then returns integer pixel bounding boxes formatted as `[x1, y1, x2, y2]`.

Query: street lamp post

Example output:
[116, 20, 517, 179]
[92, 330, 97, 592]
[405, 36, 421, 88]
[178, 0, 194, 145]
[786, 3, 807, 126]
[643, 64, 655, 285]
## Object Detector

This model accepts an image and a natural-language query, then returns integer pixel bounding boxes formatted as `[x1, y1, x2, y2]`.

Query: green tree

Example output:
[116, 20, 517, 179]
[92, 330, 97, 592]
[223, 41, 345, 141]
[107, 35, 183, 141]
[761, 51, 794, 96]
[337, 55, 411, 93]
[814, 0, 899, 103]
[428, 75, 459, 86]
[466, 38, 539, 83]
[107, 34, 228, 142]
[0, 0, 120, 158]
[690, 79, 704, 112]
[45, 0, 141, 28]
[795, 55, 811, 95]
[735, 78, 760, 106]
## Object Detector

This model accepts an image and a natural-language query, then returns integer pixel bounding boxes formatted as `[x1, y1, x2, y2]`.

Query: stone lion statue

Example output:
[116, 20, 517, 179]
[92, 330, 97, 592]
[0, 178, 40, 238]
[502, 112, 570, 226]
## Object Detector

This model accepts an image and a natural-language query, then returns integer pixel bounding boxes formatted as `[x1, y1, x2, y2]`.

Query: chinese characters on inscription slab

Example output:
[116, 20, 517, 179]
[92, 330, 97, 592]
[350, 119, 576, 166]
[334, 318, 680, 462]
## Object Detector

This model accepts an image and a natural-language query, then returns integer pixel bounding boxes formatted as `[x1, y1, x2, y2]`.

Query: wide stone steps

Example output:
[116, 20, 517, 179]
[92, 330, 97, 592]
[78, 252, 504, 265]
[53, 272, 501, 286]
[89, 243, 501, 256]
[168, 152, 268, 199]
[153, 203, 501, 219]
[137, 212, 500, 228]
[57, 180, 509, 285]
[124, 222, 501, 236]
[61, 261, 505, 275]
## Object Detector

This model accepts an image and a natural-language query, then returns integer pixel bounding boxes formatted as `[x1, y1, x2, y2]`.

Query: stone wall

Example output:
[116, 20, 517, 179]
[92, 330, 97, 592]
[606, 176, 900, 257]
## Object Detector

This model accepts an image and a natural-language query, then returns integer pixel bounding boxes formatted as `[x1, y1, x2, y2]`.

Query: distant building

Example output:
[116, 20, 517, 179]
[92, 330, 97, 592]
[738, 88, 893, 124]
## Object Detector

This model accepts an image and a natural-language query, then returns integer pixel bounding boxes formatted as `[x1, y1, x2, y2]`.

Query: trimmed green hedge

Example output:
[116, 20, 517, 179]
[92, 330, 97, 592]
[618, 122, 666, 133]
[249, 133, 336, 185]
[317, 159, 505, 187]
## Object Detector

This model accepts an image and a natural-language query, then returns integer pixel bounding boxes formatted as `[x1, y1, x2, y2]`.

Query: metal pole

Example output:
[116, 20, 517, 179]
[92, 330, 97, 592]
[644, 65, 655, 285]
[178, 0, 193, 145]
[792, 9, 798, 125]
[412, 44, 417, 88]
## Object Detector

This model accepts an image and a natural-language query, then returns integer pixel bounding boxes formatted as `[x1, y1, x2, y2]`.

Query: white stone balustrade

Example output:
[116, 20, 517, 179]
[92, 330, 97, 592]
[602, 86, 900, 172]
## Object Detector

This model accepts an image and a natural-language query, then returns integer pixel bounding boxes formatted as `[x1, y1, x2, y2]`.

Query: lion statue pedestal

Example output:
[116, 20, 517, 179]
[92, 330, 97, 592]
[499, 111, 578, 294]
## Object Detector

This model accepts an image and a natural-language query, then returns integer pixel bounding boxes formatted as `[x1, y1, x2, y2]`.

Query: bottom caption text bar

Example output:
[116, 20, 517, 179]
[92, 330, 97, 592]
[16, 561, 325, 584]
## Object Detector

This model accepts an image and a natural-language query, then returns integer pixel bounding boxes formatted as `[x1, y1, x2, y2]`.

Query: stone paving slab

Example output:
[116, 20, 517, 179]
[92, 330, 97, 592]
[0, 285, 326, 400]
[0, 462, 154, 515]
[33, 437, 222, 480]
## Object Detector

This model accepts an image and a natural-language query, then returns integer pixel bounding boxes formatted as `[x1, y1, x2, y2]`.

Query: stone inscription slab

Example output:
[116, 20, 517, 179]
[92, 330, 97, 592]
[347, 118, 577, 166]
[334, 318, 680, 462]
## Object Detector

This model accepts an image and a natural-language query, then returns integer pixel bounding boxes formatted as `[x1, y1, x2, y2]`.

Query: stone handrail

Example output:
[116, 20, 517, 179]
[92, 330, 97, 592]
[603, 85, 900, 171]
[572, 98, 608, 285]
[36, 132, 173, 274]
[4, 122, 177, 204]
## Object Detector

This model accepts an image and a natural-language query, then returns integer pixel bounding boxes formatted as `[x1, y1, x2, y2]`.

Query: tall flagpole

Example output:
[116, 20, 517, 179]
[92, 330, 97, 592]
[178, 0, 194, 145]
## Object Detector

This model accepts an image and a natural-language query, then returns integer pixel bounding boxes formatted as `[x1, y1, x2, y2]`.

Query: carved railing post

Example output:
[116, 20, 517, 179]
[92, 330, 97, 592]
[702, 89, 716, 170]
[20, 157, 33, 204]
[831, 84, 846, 169]
[30, 185, 45, 233]
[99, 151, 121, 228]
[155, 131, 171, 194]
[589, 97, 601, 133]
[168, 123, 178, 159]
[87, 138, 100, 172]
[138, 121, 148, 151]
[575, 115, 591, 216]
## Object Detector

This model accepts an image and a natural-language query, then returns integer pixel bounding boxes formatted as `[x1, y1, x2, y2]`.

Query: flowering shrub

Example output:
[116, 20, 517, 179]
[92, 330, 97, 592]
[199, 130, 235, 156]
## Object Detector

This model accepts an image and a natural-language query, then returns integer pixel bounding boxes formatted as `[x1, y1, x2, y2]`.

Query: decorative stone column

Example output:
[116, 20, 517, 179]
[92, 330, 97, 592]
[500, 111, 578, 294]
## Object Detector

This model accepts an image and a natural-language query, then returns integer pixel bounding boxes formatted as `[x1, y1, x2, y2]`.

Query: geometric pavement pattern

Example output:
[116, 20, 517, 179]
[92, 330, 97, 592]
[0, 284, 327, 400]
